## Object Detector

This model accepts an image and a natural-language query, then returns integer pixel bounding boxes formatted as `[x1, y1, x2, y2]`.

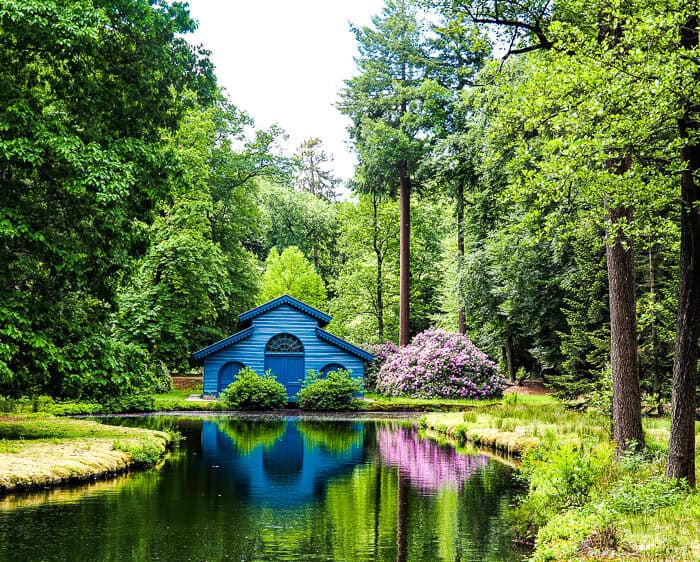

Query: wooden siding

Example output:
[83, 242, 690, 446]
[202, 304, 365, 395]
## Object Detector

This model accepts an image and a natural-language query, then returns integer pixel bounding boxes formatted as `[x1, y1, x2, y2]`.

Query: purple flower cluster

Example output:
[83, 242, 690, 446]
[376, 328, 505, 399]
[366, 341, 398, 365]
[377, 426, 489, 493]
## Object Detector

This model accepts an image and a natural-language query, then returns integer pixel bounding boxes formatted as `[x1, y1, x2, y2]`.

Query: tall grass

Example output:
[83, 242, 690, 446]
[424, 395, 700, 560]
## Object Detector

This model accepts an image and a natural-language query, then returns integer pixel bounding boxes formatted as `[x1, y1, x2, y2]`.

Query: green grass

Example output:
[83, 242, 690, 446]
[0, 414, 171, 491]
[423, 396, 700, 560]
[364, 392, 555, 411]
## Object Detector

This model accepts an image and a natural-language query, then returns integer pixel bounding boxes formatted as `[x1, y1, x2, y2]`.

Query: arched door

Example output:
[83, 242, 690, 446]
[218, 361, 245, 393]
[264, 334, 305, 399]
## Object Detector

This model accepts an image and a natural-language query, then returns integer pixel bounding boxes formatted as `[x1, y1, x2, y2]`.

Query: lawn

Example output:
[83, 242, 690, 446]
[0, 414, 171, 492]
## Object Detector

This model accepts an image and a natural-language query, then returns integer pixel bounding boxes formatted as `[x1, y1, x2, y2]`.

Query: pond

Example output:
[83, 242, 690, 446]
[0, 416, 526, 561]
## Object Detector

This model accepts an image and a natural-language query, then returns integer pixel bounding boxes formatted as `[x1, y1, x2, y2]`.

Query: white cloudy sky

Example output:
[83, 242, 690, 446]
[186, 0, 385, 183]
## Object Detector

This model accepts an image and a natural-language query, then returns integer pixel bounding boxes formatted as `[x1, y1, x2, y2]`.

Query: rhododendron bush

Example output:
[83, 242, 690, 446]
[376, 328, 505, 399]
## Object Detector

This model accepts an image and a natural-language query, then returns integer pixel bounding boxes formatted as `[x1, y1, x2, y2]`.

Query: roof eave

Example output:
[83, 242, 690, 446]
[238, 295, 332, 326]
[315, 328, 374, 361]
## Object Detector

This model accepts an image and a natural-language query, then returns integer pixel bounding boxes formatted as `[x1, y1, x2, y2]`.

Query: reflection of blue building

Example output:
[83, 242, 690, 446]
[193, 295, 374, 397]
[200, 420, 364, 508]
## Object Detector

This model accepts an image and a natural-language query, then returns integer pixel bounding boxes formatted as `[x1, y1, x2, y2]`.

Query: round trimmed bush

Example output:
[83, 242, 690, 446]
[296, 369, 363, 411]
[376, 328, 505, 399]
[223, 367, 287, 410]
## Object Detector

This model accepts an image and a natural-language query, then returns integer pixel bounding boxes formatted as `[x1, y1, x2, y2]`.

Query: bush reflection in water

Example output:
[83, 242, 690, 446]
[378, 425, 489, 493]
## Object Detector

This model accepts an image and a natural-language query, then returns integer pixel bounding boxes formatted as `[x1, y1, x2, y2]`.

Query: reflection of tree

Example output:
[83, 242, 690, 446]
[396, 472, 408, 562]
[377, 426, 489, 493]
[297, 421, 363, 453]
[216, 419, 285, 455]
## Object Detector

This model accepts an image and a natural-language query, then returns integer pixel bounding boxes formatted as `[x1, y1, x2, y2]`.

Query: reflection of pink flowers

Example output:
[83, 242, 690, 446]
[377, 427, 489, 493]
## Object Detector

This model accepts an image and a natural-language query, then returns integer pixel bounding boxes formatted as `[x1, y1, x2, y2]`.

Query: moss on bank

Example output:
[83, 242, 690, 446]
[424, 397, 700, 561]
[0, 415, 170, 493]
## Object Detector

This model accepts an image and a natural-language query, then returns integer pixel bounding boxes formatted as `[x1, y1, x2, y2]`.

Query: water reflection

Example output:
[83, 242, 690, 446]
[0, 416, 524, 562]
[201, 419, 364, 507]
[378, 426, 489, 493]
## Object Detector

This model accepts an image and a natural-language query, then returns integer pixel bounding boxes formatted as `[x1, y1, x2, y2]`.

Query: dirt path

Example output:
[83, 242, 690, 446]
[503, 379, 551, 395]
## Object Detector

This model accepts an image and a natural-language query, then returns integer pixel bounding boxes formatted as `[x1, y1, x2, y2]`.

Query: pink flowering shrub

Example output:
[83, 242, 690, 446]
[364, 341, 398, 392]
[376, 328, 505, 399]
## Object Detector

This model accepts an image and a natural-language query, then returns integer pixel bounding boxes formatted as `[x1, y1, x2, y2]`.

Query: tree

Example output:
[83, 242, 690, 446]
[329, 194, 400, 344]
[258, 247, 327, 309]
[0, 0, 217, 397]
[118, 104, 273, 370]
[339, 0, 429, 346]
[294, 137, 341, 201]
[259, 182, 339, 281]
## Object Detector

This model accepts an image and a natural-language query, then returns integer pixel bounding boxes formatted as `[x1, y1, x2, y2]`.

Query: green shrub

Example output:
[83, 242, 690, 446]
[296, 369, 363, 411]
[150, 361, 173, 394]
[222, 368, 287, 410]
[113, 439, 164, 466]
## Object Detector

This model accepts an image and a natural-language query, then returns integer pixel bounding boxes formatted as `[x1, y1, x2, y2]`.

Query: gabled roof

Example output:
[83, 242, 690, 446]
[193, 326, 254, 360]
[238, 295, 332, 327]
[315, 328, 374, 361]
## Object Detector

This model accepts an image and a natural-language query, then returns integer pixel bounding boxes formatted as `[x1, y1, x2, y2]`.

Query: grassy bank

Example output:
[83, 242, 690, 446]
[423, 396, 700, 560]
[0, 415, 171, 493]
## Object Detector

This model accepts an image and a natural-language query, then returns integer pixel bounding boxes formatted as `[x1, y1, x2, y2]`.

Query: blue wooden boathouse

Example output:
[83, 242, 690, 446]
[193, 295, 373, 397]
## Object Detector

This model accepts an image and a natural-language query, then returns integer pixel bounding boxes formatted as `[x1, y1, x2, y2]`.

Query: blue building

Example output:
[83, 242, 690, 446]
[193, 295, 373, 397]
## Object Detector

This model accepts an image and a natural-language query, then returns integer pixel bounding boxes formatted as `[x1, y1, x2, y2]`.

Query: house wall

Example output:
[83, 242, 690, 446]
[202, 304, 365, 395]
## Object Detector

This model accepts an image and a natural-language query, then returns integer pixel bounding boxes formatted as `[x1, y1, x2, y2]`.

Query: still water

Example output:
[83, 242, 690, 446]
[0, 416, 525, 561]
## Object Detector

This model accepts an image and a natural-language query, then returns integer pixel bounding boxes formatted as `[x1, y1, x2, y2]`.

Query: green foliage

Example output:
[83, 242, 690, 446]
[259, 182, 339, 282]
[328, 194, 399, 343]
[258, 246, 327, 308]
[222, 368, 287, 411]
[296, 369, 363, 411]
[293, 138, 341, 202]
[0, 0, 217, 398]
[112, 439, 165, 467]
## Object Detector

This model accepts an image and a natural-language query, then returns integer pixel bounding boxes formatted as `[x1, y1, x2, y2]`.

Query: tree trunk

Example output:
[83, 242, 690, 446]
[505, 332, 516, 383]
[399, 173, 411, 346]
[667, 14, 700, 487]
[373, 196, 385, 342]
[606, 205, 645, 452]
[457, 179, 467, 335]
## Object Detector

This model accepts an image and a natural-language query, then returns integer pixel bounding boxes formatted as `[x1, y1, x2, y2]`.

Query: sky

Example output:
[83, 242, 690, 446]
[186, 0, 386, 183]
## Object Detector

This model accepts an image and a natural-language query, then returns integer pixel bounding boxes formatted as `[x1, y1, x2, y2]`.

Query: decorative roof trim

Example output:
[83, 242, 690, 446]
[315, 328, 374, 361]
[239, 295, 332, 326]
[193, 326, 254, 360]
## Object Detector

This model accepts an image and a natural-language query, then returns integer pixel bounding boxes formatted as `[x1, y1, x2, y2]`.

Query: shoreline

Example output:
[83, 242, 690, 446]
[0, 415, 171, 495]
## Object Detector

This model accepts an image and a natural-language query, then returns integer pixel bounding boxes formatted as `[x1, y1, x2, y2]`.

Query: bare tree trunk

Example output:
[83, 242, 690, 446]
[399, 173, 411, 346]
[606, 205, 645, 452]
[505, 332, 516, 383]
[373, 195, 385, 342]
[457, 179, 467, 335]
[667, 14, 700, 487]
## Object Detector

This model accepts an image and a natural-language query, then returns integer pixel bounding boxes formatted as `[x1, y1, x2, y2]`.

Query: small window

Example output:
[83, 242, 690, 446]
[320, 363, 347, 376]
[266, 333, 304, 353]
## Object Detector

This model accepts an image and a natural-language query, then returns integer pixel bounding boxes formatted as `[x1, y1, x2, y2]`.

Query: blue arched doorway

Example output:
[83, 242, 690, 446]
[218, 361, 245, 393]
[264, 333, 305, 399]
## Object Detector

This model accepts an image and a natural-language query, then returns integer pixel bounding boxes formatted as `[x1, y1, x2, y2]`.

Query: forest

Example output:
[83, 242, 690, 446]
[1, 0, 698, 483]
